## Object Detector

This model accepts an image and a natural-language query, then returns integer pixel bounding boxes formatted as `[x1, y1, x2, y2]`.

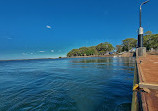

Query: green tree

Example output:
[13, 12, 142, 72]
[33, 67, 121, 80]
[144, 31, 152, 35]
[96, 42, 114, 55]
[79, 47, 88, 56]
[143, 31, 158, 50]
[89, 46, 98, 55]
[116, 45, 122, 53]
[150, 34, 158, 49]
[67, 42, 114, 57]
[143, 31, 153, 50]
[67, 49, 80, 57]
[122, 38, 137, 51]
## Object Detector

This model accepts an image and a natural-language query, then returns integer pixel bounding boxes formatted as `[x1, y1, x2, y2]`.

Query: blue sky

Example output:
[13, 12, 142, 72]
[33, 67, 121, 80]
[0, 0, 157, 60]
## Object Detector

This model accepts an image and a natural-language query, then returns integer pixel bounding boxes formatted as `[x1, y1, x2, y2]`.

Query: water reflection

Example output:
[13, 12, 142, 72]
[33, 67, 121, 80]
[71, 57, 114, 63]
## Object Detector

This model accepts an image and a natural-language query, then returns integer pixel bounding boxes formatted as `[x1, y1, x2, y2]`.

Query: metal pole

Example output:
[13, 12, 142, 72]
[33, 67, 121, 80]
[140, 6, 142, 27]
[138, 5, 143, 47]
[138, 0, 149, 48]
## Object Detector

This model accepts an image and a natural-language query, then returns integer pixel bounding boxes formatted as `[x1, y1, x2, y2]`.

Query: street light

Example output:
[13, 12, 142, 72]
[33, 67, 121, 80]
[138, 0, 150, 47]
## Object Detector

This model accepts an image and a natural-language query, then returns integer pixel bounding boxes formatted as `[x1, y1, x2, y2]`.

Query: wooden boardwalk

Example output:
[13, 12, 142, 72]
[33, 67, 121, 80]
[136, 54, 158, 111]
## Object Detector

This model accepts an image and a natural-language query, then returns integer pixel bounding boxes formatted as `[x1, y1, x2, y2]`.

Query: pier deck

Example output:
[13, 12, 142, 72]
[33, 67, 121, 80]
[137, 54, 158, 111]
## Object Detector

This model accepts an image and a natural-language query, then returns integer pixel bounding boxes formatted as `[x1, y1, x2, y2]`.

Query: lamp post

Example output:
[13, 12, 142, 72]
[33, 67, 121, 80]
[138, 0, 150, 47]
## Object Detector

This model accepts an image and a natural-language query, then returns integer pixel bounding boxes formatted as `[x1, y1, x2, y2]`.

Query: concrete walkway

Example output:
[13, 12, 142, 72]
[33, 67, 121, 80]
[137, 54, 158, 111]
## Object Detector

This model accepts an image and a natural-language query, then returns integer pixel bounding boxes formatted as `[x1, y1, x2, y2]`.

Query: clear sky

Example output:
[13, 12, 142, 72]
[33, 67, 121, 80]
[0, 0, 157, 60]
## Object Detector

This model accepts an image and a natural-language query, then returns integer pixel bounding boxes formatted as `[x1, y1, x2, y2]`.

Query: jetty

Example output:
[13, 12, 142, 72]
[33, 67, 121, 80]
[131, 52, 158, 111]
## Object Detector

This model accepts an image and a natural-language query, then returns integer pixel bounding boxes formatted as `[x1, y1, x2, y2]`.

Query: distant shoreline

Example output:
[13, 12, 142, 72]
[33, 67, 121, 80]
[66, 53, 134, 58]
[0, 52, 134, 62]
[66, 54, 115, 58]
[0, 56, 111, 62]
[0, 58, 58, 62]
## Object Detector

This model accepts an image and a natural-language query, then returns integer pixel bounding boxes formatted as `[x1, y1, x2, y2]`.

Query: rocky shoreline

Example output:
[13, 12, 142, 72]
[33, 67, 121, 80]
[66, 52, 135, 58]
[0, 52, 135, 62]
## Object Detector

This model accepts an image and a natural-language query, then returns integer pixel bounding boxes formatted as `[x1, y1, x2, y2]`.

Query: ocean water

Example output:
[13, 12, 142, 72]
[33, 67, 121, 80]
[0, 57, 135, 111]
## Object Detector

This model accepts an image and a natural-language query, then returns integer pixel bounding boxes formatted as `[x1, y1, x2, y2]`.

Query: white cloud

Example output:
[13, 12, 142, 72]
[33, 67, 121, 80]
[7, 37, 13, 40]
[22, 52, 34, 55]
[39, 51, 45, 53]
[46, 25, 51, 29]
[22, 53, 27, 55]
[51, 50, 54, 53]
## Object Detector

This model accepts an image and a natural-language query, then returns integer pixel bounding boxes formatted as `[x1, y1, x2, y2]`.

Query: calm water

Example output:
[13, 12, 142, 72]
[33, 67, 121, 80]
[0, 57, 135, 111]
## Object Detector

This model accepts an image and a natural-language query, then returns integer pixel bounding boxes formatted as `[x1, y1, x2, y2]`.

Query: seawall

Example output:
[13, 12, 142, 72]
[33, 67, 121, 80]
[131, 53, 158, 111]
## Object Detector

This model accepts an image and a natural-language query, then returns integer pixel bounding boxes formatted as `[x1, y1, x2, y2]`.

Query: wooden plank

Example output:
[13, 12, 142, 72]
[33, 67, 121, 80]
[139, 83, 158, 90]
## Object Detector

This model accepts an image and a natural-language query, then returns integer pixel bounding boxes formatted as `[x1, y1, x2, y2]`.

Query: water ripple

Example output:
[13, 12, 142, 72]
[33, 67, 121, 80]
[0, 57, 135, 111]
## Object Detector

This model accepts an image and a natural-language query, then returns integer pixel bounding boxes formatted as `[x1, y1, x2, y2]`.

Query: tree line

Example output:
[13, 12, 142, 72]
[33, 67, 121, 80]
[116, 31, 158, 53]
[67, 31, 158, 57]
[67, 42, 114, 57]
